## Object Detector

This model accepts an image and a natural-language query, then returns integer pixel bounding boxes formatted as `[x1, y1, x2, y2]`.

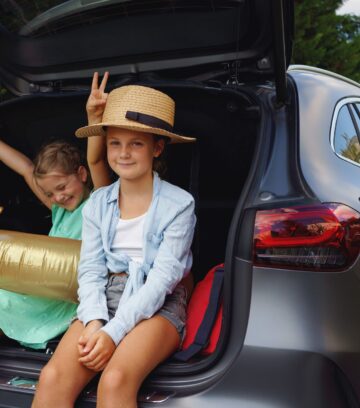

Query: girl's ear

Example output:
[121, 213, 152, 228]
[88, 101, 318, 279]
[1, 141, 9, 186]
[78, 165, 88, 183]
[153, 138, 165, 158]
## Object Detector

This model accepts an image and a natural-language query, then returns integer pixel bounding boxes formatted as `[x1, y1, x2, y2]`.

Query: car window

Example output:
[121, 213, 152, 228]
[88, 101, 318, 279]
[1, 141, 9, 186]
[357, 104, 360, 115]
[333, 104, 360, 165]
[349, 104, 360, 138]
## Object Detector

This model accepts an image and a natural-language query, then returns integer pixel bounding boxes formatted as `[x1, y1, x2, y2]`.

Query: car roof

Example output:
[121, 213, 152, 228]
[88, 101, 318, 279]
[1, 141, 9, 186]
[288, 65, 360, 90]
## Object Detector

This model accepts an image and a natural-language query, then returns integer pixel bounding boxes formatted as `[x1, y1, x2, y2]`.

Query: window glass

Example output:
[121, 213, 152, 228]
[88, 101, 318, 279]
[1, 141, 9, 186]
[355, 104, 360, 121]
[350, 104, 360, 135]
[334, 105, 360, 164]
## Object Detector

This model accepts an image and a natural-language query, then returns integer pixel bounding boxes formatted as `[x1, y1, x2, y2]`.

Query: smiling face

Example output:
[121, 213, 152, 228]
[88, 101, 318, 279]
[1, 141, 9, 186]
[35, 166, 88, 211]
[106, 127, 165, 182]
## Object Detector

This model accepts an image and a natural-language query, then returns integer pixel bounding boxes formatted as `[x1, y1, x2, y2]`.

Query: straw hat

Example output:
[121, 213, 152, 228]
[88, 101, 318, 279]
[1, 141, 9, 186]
[75, 85, 196, 143]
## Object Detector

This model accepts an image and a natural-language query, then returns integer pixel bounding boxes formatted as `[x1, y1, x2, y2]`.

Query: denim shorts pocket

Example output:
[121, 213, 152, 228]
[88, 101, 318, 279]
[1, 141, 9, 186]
[105, 274, 128, 319]
[157, 284, 187, 343]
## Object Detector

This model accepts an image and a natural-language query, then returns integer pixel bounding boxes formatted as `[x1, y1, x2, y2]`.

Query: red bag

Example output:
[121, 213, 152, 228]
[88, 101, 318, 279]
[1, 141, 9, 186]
[174, 264, 224, 361]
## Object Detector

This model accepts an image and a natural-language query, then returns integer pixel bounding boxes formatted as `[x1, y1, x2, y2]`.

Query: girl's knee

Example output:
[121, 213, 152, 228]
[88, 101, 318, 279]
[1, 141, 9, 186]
[99, 367, 137, 394]
[33, 363, 65, 406]
[39, 364, 58, 385]
[38, 363, 62, 389]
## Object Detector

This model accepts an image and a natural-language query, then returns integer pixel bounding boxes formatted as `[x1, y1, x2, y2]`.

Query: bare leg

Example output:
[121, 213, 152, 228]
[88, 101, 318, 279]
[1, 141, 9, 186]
[32, 321, 98, 408]
[97, 315, 180, 408]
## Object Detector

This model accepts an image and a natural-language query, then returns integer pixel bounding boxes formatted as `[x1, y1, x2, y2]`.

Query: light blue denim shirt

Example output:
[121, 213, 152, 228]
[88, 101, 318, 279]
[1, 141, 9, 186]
[77, 172, 196, 345]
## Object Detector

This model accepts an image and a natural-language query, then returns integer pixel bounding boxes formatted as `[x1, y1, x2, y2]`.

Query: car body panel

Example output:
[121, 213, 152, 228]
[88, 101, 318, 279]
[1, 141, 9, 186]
[160, 348, 354, 408]
[291, 68, 360, 212]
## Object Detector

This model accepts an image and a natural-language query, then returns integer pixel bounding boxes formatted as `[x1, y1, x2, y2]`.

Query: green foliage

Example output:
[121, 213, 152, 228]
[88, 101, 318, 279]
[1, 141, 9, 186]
[292, 0, 360, 82]
[340, 134, 360, 163]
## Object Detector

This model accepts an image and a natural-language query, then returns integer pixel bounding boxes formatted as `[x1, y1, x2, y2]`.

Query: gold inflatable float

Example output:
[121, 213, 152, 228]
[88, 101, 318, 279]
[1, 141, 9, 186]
[0, 230, 194, 306]
[0, 230, 80, 303]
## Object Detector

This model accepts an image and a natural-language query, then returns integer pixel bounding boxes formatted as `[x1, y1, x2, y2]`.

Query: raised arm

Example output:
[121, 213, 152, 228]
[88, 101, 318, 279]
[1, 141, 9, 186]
[0, 139, 52, 208]
[86, 72, 112, 189]
[0, 139, 33, 178]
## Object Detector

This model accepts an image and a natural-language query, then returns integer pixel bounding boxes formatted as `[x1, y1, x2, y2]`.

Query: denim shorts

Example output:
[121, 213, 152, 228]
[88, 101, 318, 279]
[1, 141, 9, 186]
[106, 274, 187, 342]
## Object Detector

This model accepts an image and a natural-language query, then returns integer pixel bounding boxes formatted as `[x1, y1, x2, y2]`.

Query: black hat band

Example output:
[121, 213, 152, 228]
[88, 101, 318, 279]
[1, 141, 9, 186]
[125, 111, 173, 132]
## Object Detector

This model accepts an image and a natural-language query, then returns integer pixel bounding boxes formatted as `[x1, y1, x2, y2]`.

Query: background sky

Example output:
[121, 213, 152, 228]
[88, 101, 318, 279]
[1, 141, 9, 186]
[337, 0, 360, 15]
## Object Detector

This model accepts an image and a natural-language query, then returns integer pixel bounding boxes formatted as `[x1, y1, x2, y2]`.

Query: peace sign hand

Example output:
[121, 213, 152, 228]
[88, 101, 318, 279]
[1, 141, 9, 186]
[86, 72, 109, 125]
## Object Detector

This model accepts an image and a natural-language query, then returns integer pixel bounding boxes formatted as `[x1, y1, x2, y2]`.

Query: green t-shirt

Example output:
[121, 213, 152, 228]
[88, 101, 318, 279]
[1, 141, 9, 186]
[0, 199, 88, 349]
[49, 200, 88, 240]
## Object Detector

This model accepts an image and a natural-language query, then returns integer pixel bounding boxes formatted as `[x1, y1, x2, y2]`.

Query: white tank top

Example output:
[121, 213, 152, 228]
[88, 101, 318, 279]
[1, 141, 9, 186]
[111, 212, 147, 264]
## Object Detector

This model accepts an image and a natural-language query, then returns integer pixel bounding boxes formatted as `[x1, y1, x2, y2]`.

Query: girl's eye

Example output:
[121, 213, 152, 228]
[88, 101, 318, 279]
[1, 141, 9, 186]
[57, 185, 66, 191]
[109, 140, 120, 146]
[45, 192, 53, 198]
[132, 142, 143, 147]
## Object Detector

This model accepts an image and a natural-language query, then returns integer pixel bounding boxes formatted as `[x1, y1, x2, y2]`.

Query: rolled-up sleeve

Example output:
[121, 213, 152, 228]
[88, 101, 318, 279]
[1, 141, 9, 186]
[101, 198, 196, 345]
[77, 199, 109, 325]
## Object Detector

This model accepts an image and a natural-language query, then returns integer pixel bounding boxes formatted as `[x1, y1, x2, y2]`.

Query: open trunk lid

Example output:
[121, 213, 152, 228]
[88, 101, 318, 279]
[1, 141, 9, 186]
[0, 0, 294, 103]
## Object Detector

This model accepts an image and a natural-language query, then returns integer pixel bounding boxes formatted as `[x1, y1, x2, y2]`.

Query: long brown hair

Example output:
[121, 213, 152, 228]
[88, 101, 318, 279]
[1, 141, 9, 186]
[153, 135, 169, 178]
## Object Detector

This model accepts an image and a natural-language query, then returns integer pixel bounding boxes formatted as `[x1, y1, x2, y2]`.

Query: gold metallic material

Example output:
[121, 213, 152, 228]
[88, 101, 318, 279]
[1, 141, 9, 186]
[0, 230, 80, 303]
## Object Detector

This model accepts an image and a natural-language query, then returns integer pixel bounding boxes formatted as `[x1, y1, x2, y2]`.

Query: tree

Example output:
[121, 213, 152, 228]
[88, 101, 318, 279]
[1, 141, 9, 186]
[292, 0, 360, 82]
[340, 134, 360, 163]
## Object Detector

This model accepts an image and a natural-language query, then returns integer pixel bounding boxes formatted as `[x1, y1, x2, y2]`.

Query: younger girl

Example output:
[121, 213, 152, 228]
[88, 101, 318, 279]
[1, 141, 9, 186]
[0, 140, 90, 348]
[0, 72, 110, 348]
[33, 85, 196, 407]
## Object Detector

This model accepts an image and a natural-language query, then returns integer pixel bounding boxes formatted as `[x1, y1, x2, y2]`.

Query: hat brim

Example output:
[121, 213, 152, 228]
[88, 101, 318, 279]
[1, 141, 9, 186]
[75, 122, 196, 144]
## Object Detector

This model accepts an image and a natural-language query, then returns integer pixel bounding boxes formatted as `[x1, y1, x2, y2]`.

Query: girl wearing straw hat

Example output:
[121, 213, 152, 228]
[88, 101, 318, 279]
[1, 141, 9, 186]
[33, 80, 196, 407]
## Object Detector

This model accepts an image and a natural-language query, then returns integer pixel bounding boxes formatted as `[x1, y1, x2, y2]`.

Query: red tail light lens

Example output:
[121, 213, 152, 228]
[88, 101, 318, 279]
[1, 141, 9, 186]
[253, 204, 360, 270]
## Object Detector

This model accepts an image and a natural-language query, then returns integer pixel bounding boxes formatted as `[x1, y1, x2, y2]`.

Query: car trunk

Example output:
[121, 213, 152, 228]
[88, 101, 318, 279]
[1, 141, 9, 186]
[0, 79, 261, 403]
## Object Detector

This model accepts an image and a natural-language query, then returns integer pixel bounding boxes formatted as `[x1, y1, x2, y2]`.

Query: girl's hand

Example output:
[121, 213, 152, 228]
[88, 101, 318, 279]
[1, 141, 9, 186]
[78, 319, 104, 357]
[78, 331, 116, 372]
[86, 72, 109, 125]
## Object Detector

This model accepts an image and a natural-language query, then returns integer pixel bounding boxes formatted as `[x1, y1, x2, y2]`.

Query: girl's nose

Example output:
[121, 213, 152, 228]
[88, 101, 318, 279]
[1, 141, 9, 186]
[120, 146, 131, 158]
[54, 193, 65, 203]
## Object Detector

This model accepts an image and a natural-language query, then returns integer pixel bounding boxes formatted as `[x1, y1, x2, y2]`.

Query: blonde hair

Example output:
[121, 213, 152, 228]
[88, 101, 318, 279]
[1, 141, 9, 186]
[33, 141, 85, 179]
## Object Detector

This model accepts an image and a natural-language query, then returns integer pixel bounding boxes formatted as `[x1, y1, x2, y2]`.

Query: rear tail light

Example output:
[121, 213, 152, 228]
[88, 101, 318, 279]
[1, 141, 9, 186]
[253, 204, 360, 271]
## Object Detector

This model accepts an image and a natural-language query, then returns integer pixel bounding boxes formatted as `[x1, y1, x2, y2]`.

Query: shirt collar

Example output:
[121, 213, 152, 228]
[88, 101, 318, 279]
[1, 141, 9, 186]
[107, 179, 120, 203]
